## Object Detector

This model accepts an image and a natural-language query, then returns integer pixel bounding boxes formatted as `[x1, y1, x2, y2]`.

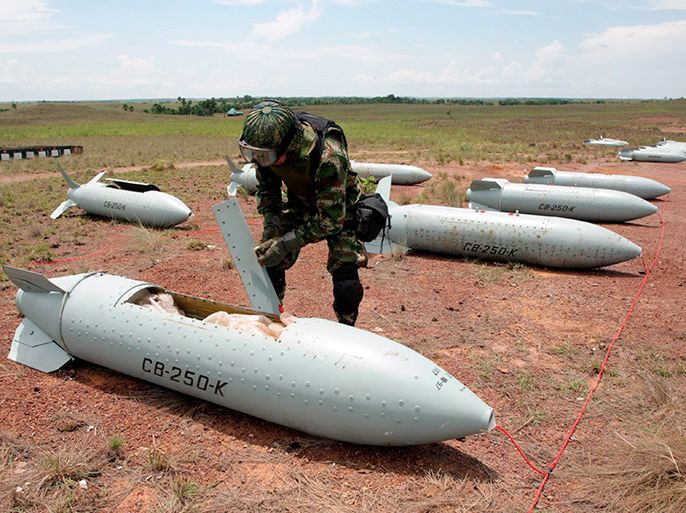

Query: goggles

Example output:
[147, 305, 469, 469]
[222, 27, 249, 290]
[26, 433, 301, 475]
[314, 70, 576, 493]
[238, 140, 280, 167]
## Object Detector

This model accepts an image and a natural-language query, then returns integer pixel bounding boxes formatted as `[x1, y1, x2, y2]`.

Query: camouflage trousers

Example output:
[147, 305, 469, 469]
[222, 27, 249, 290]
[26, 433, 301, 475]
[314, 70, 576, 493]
[264, 210, 367, 325]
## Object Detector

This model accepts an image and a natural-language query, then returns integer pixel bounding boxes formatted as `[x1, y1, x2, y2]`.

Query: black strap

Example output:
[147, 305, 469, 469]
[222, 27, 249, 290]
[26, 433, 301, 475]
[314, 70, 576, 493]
[296, 112, 348, 174]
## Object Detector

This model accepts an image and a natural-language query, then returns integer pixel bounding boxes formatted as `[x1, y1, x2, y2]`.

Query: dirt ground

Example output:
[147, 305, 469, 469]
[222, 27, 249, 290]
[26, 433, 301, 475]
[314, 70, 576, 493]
[0, 158, 684, 512]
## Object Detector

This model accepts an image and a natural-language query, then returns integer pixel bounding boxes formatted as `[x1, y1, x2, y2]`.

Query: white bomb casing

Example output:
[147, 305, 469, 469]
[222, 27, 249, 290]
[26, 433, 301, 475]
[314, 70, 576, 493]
[228, 161, 432, 194]
[466, 178, 657, 222]
[525, 167, 671, 200]
[383, 205, 641, 269]
[5, 266, 494, 446]
[51, 166, 192, 228]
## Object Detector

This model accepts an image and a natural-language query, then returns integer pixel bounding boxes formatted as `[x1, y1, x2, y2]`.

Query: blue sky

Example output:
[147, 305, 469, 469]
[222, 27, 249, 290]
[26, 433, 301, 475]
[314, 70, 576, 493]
[1, 0, 685, 101]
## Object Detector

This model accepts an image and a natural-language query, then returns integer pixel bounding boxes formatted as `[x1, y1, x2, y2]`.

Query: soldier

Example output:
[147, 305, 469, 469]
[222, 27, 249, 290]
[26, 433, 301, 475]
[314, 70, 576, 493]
[238, 100, 366, 326]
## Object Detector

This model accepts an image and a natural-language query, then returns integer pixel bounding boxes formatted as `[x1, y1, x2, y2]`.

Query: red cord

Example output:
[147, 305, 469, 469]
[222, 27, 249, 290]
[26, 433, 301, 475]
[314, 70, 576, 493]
[524, 213, 666, 512]
[495, 425, 547, 476]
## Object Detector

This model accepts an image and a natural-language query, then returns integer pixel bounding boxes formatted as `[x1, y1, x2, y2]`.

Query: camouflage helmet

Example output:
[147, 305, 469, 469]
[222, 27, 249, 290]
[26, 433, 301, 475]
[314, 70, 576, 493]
[240, 99, 298, 151]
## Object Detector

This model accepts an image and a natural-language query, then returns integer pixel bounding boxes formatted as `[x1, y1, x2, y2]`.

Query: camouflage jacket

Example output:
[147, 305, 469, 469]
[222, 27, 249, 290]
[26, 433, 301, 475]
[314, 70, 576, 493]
[255, 121, 361, 245]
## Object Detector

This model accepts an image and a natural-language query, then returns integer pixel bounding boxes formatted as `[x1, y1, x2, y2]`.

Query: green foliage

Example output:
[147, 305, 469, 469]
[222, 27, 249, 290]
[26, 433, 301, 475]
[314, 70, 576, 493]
[108, 436, 125, 451]
[187, 239, 208, 251]
[517, 372, 535, 391]
[172, 480, 199, 502]
[358, 176, 378, 194]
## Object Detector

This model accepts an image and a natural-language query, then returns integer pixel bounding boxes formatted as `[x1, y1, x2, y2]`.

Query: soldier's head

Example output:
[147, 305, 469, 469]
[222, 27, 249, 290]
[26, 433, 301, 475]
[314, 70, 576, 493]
[239, 99, 299, 167]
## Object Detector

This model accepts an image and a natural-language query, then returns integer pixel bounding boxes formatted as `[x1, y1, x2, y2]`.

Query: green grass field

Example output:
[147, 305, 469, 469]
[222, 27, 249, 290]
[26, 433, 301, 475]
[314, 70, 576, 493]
[1, 100, 684, 175]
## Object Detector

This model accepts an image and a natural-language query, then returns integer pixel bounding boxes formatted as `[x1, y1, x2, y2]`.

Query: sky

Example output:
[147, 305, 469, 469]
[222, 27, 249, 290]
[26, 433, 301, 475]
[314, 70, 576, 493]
[1, 0, 685, 101]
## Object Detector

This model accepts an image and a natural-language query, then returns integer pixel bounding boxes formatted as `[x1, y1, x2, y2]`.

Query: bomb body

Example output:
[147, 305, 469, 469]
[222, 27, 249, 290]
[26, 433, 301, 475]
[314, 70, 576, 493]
[51, 167, 191, 227]
[466, 178, 657, 222]
[383, 204, 641, 268]
[5, 266, 494, 446]
[525, 167, 671, 200]
[229, 161, 431, 194]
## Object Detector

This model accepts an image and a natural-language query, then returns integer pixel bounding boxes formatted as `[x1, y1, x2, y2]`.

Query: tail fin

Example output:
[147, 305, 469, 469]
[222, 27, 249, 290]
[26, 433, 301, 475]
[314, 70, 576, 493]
[50, 199, 77, 219]
[374, 175, 392, 205]
[86, 171, 107, 184]
[212, 200, 281, 316]
[56, 164, 80, 189]
[364, 176, 394, 255]
[2, 265, 65, 293]
[225, 155, 242, 174]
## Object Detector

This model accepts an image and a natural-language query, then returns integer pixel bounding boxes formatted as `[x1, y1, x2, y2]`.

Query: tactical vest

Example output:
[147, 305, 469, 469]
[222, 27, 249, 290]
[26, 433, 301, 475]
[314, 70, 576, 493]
[267, 113, 349, 207]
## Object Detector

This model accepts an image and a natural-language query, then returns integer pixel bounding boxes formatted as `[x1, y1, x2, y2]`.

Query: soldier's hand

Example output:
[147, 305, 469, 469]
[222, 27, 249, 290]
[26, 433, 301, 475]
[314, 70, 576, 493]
[255, 232, 301, 268]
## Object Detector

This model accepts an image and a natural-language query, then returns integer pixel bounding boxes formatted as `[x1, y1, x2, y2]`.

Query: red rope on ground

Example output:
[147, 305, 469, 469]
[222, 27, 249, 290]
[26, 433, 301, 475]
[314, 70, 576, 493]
[495, 425, 547, 476]
[523, 213, 666, 512]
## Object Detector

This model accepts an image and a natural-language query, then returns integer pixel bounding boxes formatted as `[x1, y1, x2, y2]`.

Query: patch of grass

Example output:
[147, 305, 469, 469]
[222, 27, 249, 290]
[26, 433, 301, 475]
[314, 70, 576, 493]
[187, 239, 208, 251]
[417, 173, 464, 207]
[652, 366, 672, 378]
[148, 160, 175, 172]
[55, 415, 87, 433]
[171, 480, 199, 502]
[574, 427, 686, 513]
[147, 446, 176, 473]
[28, 243, 54, 263]
[550, 342, 572, 355]
[560, 378, 587, 396]
[129, 224, 168, 265]
[517, 372, 535, 391]
[38, 448, 102, 489]
[423, 469, 460, 491]
[108, 435, 124, 452]
[390, 242, 410, 261]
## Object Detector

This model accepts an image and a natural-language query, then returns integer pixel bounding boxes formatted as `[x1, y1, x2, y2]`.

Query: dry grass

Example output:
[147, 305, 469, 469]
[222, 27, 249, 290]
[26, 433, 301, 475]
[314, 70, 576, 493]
[37, 446, 103, 489]
[571, 375, 685, 513]
[0, 441, 105, 513]
[417, 173, 465, 207]
[128, 223, 168, 265]
[572, 427, 685, 513]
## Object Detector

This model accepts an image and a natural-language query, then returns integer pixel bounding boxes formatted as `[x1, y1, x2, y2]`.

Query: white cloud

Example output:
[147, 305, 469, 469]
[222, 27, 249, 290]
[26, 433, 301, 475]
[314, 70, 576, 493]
[371, 40, 564, 88]
[174, 38, 384, 64]
[214, 0, 265, 5]
[496, 9, 539, 15]
[0, 59, 27, 85]
[250, 1, 323, 41]
[116, 55, 157, 75]
[424, 0, 539, 15]
[0, 0, 57, 34]
[526, 40, 565, 82]
[648, 0, 686, 9]
[0, 34, 112, 54]
[429, 0, 493, 6]
[580, 19, 686, 55]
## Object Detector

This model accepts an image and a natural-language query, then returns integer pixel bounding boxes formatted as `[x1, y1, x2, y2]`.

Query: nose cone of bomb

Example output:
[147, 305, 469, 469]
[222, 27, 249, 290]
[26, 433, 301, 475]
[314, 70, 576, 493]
[634, 200, 658, 219]
[650, 182, 672, 198]
[613, 236, 642, 265]
[276, 318, 495, 445]
[162, 194, 193, 225]
[413, 166, 433, 183]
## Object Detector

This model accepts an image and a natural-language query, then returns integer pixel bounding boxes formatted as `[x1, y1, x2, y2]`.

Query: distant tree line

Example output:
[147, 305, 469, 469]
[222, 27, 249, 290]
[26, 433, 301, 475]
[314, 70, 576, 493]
[146, 97, 238, 116]
[142, 94, 634, 117]
[496, 98, 607, 106]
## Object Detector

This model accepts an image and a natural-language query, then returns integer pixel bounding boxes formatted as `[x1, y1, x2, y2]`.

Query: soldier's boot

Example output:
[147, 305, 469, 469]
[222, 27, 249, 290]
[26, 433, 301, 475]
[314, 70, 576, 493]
[266, 267, 286, 301]
[331, 264, 363, 326]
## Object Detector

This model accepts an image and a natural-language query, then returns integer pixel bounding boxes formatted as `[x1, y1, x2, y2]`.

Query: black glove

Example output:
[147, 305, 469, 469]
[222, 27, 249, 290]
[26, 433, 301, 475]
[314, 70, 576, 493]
[262, 215, 283, 242]
[255, 231, 301, 268]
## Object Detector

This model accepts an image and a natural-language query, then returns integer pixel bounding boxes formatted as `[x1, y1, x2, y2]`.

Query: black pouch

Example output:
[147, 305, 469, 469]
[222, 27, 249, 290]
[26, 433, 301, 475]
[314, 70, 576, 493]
[352, 193, 390, 242]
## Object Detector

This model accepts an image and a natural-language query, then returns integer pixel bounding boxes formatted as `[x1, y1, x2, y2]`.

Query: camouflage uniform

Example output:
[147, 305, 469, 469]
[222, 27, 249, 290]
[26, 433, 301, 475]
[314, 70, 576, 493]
[255, 120, 367, 324]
